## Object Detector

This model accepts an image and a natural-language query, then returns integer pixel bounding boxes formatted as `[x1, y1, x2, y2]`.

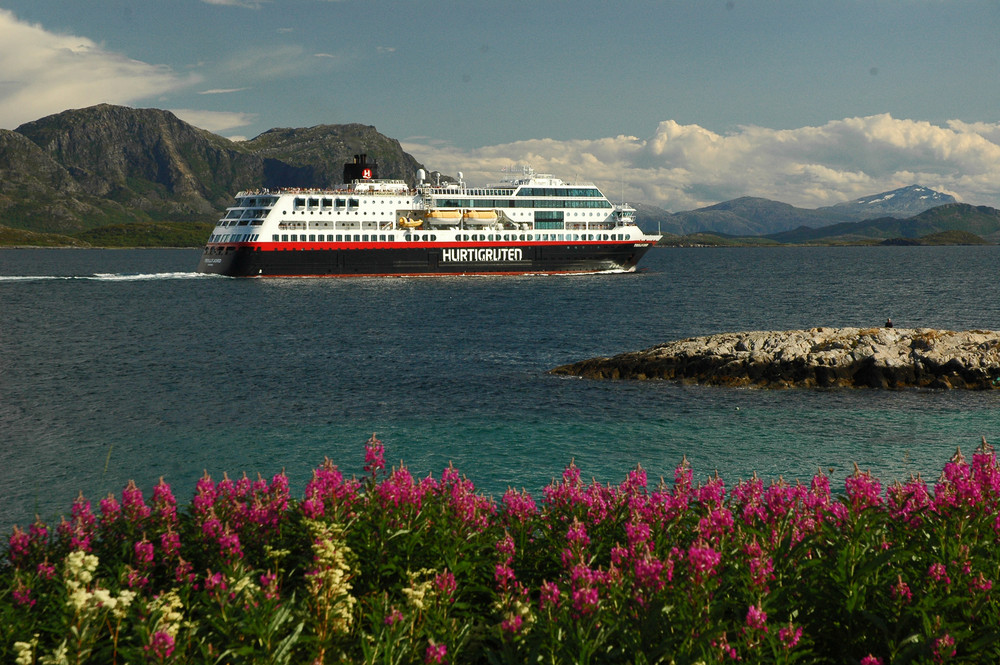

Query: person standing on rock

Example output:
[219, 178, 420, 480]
[885, 317, 893, 328]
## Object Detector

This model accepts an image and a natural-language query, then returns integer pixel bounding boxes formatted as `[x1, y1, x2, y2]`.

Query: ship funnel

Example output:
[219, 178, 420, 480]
[343, 154, 377, 183]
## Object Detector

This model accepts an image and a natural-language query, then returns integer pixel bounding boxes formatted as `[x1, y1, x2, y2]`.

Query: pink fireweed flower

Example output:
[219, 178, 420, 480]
[566, 518, 590, 548]
[892, 575, 913, 604]
[434, 570, 457, 600]
[495, 533, 515, 558]
[887, 476, 931, 526]
[364, 433, 386, 476]
[126, 567, 149, 589]
[687, 541, 722, 584]
[122, 480, 152, 523]
[301, 458, 359, 519]
[970, 572, 993, 593]
[710, 632, 739, 660]
[134, 538, 155, 565]
[622, 464, 648, 494]
[745, 604, 768, 632]
[633, 555, 666, 593]
[698, 506, 735, 541]
[7, 526, 30, 566]
[779, 623, 803, 649]
[929, 563, 951, 585]
[625, 519, 652, 551]
[205, 570, 228, 599]
[844, 464, 883, 513]
[698, 473, 726, 508]
[571, 585, 599, 615]
[217, 531, 244, 563]
[501, 488, 537, 523]
[860, 656, 883, 665]
[539, 581, 561, 610]
[145, 631, 176, 661]
[12, 578, 34, 608]
[495, 562, 516, 591]
[501, 613, 524, 634]
[59, 492, 96, 552]
[932, 633, 956, 663]
[376, 466, 427, 511]
[385, 607, 404, 626]
[732, 474, 766, 525]
[160, 529, 181, 559]
[28, 519, 49, 554]
[100, 493, 122, 525]
[260, 571, 280, 600]
[36, 561, 56, 580]
[542, 461, 586, 509]
[424, 642, 447, 665]
[174, 558, 195, 584]
[193, 471, 218, 516]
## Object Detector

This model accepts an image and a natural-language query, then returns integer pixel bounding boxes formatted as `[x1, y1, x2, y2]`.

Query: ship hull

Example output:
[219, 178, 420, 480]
[197, 242, 655, 277]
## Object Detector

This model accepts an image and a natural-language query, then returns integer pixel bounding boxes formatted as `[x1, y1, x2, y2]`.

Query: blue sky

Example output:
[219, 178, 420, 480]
[1, 0, 999, 211]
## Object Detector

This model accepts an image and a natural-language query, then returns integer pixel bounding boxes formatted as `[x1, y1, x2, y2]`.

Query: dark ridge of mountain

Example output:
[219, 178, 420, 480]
[3, 104, 428, 233]
[651, 186, 957, 237]
[881, 230, 989, 246]
[822, 185, 957, 220]
[244, 123, 424, 188]
[766, 203, 1000, 244]
[662, 197, 845, 236]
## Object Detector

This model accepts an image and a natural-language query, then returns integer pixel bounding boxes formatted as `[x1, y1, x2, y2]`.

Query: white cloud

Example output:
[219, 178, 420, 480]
[0, 9, 197, 129]
[170, 109, 256, 133]
[198, 87, 248, 95]
[403, 114, 1000, 210]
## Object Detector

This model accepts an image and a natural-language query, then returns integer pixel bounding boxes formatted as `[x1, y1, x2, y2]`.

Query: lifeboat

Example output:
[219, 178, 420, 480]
[398, 216, 423, 228]
[425, 210, 462, 226]
[462, 209, 498, 225]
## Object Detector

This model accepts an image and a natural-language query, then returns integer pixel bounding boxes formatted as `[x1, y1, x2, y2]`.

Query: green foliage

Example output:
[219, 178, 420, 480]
[72, 222, 213, 247]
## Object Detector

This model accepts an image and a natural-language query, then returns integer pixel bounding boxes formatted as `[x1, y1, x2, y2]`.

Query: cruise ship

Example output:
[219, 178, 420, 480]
[196, 155, 660, 277]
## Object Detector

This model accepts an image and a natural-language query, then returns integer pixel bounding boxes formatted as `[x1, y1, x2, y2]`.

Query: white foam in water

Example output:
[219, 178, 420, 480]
[0, 272, 220, 282]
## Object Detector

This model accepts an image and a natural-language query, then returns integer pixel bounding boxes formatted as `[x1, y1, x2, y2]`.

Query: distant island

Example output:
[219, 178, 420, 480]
[551, 327, 1000, 389]
[1, 104, 997, 248]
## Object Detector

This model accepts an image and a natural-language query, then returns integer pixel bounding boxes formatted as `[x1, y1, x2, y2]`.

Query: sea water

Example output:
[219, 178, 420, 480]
[2, 246, 1000, 533]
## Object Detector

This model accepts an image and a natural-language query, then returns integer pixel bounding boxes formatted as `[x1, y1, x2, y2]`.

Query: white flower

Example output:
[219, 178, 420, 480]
[13, 637, 37, 665]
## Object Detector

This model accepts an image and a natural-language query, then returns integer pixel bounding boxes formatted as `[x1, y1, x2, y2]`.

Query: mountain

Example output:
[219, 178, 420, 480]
[821, 185, 956, 220]
[2, 104, 425, 234]
[765, 203, 1000, 244]
[641, 185, 957, 237]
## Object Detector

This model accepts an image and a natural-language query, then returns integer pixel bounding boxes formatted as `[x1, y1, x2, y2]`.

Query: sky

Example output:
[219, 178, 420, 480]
[1, 0, 999, 211]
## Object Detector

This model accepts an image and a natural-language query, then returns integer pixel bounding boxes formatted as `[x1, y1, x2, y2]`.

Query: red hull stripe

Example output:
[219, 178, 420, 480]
[208, 240, 648, 251]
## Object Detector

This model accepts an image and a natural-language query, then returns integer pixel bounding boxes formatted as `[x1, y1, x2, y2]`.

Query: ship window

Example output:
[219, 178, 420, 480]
[309, 234, 316, 241]
[349, 198, 359, 207]
[354, 235, 361, 241]
[323, 198, 333, 208]
[281, 234, 289, 242]
[362, 235, 369, 241]
[294, 198, 305, 209]
[335, 234, 342, 241]
[272, 234, 279, 241]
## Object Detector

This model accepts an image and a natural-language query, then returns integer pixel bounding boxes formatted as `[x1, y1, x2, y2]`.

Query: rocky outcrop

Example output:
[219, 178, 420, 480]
[550, 328, 1000, 389]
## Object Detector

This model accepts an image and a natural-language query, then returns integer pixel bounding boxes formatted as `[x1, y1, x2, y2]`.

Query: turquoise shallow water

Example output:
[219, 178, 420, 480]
[2, 246, 999, 533]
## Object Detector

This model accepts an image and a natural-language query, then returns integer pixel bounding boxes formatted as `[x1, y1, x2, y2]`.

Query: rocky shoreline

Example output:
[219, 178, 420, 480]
[550, 328, 1000, 389]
